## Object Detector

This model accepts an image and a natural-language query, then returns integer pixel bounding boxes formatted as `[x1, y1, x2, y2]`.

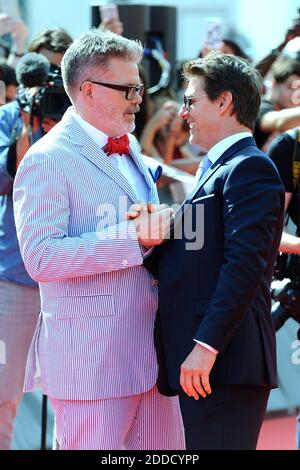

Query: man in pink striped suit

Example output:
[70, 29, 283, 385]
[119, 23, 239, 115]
[13, 29, 184, 450]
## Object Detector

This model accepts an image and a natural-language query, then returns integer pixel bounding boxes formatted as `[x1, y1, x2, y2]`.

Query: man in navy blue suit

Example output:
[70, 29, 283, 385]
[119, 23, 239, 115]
[154, 53, 285, 449]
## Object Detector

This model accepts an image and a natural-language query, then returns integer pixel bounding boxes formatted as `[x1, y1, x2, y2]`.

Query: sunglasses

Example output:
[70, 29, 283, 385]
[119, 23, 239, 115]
[183, 93, 212, 112]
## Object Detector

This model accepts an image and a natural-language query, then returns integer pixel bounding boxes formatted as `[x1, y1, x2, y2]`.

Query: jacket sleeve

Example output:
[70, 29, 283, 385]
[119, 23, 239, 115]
[0, 160, 13, 195]
[13, 151, 144, 282]
[194, 155, 285, 352]
[0, 104, 22, 195]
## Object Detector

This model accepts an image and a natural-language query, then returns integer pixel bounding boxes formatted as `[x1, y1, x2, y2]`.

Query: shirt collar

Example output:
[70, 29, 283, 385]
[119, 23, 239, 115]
[71, 108, 109, 148]
[207, 132, 252, 165]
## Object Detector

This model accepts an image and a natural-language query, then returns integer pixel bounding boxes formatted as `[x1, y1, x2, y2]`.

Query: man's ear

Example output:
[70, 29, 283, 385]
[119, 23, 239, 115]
[80, 81, 94, 100]
[218, 91, 233, 115]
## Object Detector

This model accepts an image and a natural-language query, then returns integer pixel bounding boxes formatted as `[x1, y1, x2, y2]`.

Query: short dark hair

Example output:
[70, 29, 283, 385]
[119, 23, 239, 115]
[29, 28, 73, 54]
[272, 58, 300, 84]
[0, 60, 17, 86]
[183, 52, 262, 130]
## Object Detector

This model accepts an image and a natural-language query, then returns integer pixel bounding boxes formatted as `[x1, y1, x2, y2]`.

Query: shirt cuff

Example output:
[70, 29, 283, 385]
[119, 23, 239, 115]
[194, 339, 219, 355]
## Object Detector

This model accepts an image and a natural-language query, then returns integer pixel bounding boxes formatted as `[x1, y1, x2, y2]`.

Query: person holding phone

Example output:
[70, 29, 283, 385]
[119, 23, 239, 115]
[99, 4, 123, 36]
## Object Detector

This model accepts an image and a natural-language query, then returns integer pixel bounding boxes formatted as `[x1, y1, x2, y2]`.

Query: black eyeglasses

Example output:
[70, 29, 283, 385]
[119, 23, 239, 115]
[80, 80, 144, 100]
[183, 93, 211, 112]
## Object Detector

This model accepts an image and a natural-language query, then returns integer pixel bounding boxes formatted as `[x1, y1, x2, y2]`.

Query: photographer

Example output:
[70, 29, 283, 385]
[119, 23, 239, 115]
[268, 127, 300, 449]
[0, 60, 18, 104]
[0, 52, 69, 449]
[28, 28, 72, 68]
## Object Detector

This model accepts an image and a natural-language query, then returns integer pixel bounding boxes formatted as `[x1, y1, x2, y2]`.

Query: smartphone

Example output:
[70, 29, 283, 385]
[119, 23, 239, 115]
[203, 17, 222, 50]
[99, 4, 119, 23]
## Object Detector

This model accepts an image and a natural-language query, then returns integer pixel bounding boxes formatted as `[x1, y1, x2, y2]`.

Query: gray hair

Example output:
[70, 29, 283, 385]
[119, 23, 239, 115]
[61, 28, 143, 98]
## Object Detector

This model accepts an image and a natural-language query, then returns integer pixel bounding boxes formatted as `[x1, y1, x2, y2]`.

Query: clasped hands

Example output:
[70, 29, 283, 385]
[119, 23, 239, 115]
[126, 203, 216, 399]
[125, 202, 174, 248]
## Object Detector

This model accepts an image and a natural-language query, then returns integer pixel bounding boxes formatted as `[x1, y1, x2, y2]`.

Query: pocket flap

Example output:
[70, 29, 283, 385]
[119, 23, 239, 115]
[192, 193, 215, 204]
[55, 294, 115, 319]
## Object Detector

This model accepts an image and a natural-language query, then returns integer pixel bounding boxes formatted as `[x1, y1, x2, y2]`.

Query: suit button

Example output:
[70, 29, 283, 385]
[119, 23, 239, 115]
[122, 260, 128, 267]
[152, 279, 159, 287]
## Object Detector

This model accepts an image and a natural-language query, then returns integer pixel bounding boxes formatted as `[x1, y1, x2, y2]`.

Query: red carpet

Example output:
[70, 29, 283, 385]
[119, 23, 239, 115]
[257, 414, 297, 450]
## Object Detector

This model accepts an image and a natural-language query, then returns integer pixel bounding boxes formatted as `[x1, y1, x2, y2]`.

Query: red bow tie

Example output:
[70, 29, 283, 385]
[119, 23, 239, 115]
[104, 134, 130, 156]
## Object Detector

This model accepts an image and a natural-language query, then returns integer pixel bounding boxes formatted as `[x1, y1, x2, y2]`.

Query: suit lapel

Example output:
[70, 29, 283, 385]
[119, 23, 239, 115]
[185, 137, 257, 204]
[174, 137, 257, 230]
[129, 136, 159, 203]
[80, 144, 139, 202]
[185, 161, 222, 204]
[63, 110, 150, 203]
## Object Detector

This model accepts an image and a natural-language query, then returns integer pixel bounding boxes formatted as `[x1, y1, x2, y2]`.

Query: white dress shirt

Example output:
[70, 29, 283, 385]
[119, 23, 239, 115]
[72, 109, 150, 202]
[195, 132, 252, 184]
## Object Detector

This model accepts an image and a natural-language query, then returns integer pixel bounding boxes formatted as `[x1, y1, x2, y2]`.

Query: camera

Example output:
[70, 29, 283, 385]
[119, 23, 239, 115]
[17, 64, 71, 121]
[31, 65, 71, 121]
[271, 277, 300, 331]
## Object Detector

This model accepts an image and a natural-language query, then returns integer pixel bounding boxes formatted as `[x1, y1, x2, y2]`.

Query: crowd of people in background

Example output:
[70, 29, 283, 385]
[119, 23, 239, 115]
[1, 10, 300, 167]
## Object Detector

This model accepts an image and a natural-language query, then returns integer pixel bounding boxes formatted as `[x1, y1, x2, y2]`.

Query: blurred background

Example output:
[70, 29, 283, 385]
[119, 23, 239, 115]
[14, 0, 299, 63]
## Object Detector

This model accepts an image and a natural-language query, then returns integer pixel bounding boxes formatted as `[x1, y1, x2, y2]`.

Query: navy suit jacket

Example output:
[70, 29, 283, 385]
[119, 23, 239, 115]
[154, 137, 285, 395]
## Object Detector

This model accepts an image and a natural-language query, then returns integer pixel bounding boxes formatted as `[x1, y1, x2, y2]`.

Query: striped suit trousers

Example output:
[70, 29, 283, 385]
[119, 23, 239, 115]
[49, 385, 185, 450]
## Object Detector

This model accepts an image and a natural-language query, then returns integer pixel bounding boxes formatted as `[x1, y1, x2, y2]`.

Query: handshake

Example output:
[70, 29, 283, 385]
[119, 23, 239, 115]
[125, 202, 175, 248]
